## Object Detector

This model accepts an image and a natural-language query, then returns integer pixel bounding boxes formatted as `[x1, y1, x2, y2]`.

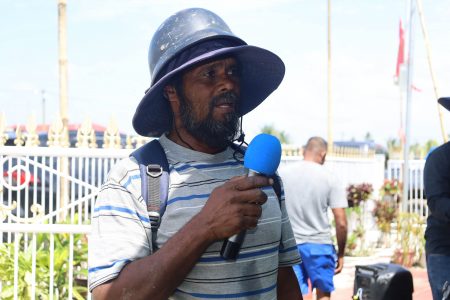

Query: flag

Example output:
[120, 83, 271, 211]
[398, 127, 406, 145]
[411, 84, 422, 93]
[394, 19, 405, 84]
[394, 19, 422, 92]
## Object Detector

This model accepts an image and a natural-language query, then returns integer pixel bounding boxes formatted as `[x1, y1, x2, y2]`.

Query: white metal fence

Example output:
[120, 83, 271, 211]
[386, 159, 427, 217]
[282, 154, 386, 195]
[1, 144, 424, 299]
[0, 146, 129, 300]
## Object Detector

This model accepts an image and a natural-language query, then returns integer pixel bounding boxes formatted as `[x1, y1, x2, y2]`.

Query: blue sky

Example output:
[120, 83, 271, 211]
[1, 0, 450, 146]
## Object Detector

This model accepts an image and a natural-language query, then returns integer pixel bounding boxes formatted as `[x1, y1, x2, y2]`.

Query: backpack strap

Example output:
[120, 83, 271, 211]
[130, 139, 169, 250]
[229, 143, 282, 203]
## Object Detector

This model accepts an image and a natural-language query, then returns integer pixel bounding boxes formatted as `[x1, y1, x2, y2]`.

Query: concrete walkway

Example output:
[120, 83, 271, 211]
[303, 248, 432, 299]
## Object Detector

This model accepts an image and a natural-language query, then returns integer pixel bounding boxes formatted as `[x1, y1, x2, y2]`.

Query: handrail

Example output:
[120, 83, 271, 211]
[0, 223, 91, 234]
[0, 146, 131, 158]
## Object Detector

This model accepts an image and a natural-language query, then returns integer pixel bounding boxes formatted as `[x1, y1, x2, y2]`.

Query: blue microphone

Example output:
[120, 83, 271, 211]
[220, 133, 282, 260]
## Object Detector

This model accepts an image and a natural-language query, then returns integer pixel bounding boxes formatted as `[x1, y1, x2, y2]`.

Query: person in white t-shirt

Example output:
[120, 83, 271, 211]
[280, 136, 348, 300]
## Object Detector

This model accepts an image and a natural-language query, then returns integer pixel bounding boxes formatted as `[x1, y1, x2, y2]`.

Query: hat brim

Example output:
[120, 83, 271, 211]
[438, 97, 450, 111]
[132, 45, 285, 137]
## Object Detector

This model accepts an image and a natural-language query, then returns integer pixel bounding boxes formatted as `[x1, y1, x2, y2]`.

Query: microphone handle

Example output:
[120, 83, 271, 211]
[220, 169, 259, 260]
[220, 231, 246, 260]
[248, 169, 258, 177]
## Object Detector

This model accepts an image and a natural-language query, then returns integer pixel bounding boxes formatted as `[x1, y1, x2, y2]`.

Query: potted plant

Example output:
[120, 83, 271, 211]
[345, 183, 374, 255]
[373, 181, 400, 247]
[379, 179, 402, 202]
[347, 183, 374, 208]
[392, 212, 425, 267]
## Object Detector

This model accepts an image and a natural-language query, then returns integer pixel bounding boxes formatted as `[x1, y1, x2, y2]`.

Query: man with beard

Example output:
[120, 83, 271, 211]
[88, 8, 302, 300]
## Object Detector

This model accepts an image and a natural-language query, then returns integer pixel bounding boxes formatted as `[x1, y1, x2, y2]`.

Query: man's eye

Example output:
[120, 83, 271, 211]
[228, 67, 240, 77]
[202, 70, 215, 78]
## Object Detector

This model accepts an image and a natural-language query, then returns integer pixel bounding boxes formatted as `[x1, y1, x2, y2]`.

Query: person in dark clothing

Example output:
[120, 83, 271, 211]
[424, 97, 450, 300]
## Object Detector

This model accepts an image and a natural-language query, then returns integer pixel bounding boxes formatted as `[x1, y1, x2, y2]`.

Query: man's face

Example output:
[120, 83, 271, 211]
[177, 57, 241, 148]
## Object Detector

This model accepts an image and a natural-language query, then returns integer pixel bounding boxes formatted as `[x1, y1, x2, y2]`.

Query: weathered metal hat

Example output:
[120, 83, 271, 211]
[132, 8, 285, 137]
[438, 97, 450, 111]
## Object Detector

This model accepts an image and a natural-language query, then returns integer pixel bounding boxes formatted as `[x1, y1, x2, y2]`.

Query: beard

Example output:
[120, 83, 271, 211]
[179, 91, 240, 149]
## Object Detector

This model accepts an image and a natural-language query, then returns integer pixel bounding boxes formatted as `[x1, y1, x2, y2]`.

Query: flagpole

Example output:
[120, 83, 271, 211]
[58, 0, 68, 128]
[327, 0, 333, 154]
[399, 89, 404, 157]
[416, 0, 448, 143]
[402, 0, 416, 212]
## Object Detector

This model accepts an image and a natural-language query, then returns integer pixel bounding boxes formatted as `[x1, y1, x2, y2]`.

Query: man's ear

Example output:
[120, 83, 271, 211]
[164, 85, 177, 102]
[320, 151, 327, 164]
[164, 85, 181, 117]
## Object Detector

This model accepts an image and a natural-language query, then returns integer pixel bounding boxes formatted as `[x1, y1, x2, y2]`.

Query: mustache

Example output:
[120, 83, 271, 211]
[211, 91, 239, 108]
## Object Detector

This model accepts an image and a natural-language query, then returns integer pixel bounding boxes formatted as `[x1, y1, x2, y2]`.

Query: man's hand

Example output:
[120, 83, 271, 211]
[331, 207, 347, 275]
[277, 267, 303, 300]
[335, 256, 344, 274]
[196, 175, 272, 242]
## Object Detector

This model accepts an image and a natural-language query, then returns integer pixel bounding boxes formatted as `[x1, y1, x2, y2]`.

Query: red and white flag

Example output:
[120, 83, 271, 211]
[394, 19, 422, 92]
[394, 19, 405, 84]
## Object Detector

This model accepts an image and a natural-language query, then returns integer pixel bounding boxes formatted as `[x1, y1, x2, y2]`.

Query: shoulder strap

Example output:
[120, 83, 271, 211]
[130, 139, 169, 238]
[229, 143, 282, 203]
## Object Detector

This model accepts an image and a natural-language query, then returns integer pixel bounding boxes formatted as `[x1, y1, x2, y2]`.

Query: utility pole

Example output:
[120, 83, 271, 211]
[58, 0, 69, 222]
[327, 0, 333, 154]
[416, 0, 448, 143]
[58, 0, 68, 128]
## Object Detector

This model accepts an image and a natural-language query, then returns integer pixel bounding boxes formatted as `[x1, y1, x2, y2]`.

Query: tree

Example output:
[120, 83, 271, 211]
[409, 143, 422, 159]
[260, 124, 291, 144]
[364, 132, 373, 141]
[387, 138, 401, 152]
[423, 139, 438, 156]
[386, 138, 402, 159]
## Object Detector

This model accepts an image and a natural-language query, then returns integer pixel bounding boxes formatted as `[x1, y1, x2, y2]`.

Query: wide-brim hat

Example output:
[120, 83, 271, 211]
[438, 97, 450, 111]
[132, 45, 285, 137]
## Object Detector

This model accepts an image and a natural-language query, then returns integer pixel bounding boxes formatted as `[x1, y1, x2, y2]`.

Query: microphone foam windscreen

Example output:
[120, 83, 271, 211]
[244, 133, 282, 175]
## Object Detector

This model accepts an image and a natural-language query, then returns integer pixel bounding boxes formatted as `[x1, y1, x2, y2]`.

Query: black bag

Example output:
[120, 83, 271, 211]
[353, 263, 414, 300]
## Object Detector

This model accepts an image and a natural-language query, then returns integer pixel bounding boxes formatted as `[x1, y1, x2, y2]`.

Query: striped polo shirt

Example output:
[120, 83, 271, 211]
[89, 134, 301, 299]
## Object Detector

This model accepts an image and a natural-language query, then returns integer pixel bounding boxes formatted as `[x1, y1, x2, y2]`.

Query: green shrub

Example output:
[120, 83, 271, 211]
[0, 229, 88, 299]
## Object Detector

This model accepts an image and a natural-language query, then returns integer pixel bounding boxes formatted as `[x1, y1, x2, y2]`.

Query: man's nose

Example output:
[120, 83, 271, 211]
[217, 72, 239, 93]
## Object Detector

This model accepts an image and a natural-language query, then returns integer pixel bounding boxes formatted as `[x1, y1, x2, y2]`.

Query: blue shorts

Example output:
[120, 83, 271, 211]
[292, 243, 337, 295]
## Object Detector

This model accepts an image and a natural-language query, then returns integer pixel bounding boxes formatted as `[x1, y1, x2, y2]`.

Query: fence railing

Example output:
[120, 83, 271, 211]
[1, 146, 129, 227]
[0, 139, 420, 299]
[282, 154, 386, 196]
[0, 224, 91, 300]
[386, 159, 427, 218]
[0, 146, 129, 299]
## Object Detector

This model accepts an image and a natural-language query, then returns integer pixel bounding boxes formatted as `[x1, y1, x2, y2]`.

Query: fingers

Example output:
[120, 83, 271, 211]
[242, 215, 260, 230]
[233, 188, 268, 205]
[334, 266, 341, 274]
[334, 258, 344, 274]
[238, 203, 263, 229]
[241, 202, 263, 218]
[221, 175, 270, 206]
[230, 175, 273, 192]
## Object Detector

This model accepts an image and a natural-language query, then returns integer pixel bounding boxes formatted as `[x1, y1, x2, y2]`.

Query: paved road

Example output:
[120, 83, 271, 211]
[303, 248, 432, 299]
